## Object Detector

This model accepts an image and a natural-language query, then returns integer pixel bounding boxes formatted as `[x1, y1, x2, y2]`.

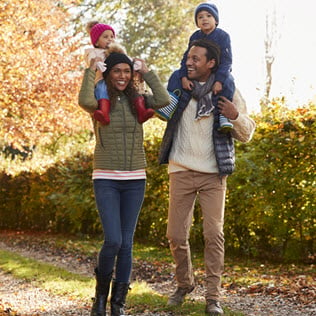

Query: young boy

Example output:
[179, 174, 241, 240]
[168, 3, 235, 132]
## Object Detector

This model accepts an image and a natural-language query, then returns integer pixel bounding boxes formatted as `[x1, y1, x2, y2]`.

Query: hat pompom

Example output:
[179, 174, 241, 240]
[106, 43, 127, 55]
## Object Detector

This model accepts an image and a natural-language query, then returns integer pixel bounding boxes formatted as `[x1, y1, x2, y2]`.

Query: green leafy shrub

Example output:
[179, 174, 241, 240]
[136, 135, 169, 246]
[225, 101, 315, 262]
[0, 104, 315, 263]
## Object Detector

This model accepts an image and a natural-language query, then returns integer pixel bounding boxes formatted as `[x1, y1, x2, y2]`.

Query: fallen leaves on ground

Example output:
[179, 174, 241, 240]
[0, 231, 315, 314]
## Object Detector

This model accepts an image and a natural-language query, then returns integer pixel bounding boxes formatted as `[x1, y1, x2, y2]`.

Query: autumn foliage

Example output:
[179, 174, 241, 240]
[0, 0, 89, 151]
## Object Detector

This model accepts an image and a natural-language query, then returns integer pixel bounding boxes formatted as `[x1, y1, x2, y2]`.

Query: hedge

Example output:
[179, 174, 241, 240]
[0, 103, 315, 263]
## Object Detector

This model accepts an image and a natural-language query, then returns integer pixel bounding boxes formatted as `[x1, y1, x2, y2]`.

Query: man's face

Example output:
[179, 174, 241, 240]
[186, 45, 215, 82]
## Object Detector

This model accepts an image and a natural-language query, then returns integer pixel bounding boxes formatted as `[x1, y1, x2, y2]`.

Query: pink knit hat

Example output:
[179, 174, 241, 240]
[90, 23, 115, 46]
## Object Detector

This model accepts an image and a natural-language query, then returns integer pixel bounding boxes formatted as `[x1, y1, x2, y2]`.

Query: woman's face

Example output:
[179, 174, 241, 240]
[109, 63, 132, 91]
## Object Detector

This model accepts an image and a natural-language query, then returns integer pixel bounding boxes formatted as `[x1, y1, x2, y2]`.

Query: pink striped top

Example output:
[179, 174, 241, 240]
[92, 169, 146, 180]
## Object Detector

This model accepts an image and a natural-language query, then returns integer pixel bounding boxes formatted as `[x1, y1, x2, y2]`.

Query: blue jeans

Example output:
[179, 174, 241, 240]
[93, 179, 145, 283]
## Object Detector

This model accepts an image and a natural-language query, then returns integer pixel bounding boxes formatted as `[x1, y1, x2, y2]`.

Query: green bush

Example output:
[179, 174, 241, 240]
[0, 104, 315, 263]
[0, 172, 32, 229]
[0, 153, 96, 233]
[136, 135, 169, 246]
[225, 102, 315, 262]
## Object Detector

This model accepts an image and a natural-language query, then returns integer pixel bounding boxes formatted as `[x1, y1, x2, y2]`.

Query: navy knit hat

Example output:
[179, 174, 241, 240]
[194, 3, 219, 26]
[104, 52, 133, 78]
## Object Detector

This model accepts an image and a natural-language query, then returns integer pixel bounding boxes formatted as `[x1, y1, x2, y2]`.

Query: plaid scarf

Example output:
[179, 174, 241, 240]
[191, 73, 215, 120]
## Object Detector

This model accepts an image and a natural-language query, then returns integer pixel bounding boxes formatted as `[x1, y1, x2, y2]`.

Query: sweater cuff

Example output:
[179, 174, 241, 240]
[230, 112, 240, 122]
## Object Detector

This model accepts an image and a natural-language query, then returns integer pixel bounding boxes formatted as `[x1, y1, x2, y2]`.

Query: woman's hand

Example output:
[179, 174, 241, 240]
[89, 57, 103, 71]
[133, 58, 149, 75]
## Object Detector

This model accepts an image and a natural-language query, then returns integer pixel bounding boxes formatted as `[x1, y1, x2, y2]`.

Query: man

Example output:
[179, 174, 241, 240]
[159, 39, 255, 315]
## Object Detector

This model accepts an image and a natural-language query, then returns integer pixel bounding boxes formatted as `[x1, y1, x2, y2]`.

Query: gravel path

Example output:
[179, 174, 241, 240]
[0, 237, 315, 316]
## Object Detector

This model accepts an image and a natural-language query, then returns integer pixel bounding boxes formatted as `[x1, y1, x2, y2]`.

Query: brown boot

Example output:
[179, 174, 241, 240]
[133, 96, 154, 123]
[93, 99, 111, 125]
[205, 299, 224, 315]
[167, 285, 195, 306]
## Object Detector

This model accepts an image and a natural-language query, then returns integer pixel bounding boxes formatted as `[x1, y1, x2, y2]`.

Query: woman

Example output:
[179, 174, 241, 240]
[78, 50, 170, 316]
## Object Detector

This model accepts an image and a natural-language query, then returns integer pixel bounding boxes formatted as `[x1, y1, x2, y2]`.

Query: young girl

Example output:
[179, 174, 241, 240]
[85, 21, 154, 125]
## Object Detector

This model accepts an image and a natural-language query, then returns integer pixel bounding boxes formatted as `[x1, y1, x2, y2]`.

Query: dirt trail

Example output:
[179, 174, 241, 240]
[0, 233, 315, 316]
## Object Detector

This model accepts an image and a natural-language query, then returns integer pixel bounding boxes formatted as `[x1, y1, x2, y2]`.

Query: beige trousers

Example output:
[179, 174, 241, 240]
[166, 170, 227, 301]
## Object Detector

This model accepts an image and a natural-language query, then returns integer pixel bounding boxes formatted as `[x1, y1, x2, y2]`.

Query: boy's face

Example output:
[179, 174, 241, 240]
[196, 10, 217, 33]
[96, 30, 115, 49]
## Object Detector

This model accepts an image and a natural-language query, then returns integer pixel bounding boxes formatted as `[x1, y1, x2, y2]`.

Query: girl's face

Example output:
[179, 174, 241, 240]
[109, 63, 132, 91]
[196, 10, 217, 34]
[96, 30, 115, 49]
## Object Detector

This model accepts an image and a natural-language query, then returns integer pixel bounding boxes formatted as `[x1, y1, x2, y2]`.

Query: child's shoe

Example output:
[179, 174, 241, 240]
[155, 89, 181, 121]
[218, 114, 233, 132]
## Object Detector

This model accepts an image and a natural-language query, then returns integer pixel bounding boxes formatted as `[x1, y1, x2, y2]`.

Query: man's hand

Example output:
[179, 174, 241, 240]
[218, 96, 239, 120]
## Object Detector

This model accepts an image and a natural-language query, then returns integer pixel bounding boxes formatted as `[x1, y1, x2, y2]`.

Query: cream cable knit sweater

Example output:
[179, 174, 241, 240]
[168, 89, 255, 174]
[168, 96, 217, 174]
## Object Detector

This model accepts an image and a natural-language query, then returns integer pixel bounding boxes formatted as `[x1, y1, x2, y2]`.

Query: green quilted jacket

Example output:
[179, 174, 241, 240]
[78, 68, 170, 171]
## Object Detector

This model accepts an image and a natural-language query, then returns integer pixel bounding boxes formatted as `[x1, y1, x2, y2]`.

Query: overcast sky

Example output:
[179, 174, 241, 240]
[211, 0, 316, 112]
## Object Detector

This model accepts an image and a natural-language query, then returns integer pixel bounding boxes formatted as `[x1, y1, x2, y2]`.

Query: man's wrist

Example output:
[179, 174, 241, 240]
[231, 112, 239, 121]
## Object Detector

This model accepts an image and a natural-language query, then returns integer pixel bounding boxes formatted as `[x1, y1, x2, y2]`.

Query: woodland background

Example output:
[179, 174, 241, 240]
[0, 0, 315, 263]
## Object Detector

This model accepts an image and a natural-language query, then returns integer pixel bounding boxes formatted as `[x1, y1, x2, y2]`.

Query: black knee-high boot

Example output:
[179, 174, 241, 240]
[110, 281, 130, 316]
[90, 268, 112, 316]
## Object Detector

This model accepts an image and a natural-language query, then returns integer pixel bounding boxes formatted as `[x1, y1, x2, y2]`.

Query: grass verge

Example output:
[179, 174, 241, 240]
[0, 249, 93, 298]
[0, 246, 243, 315]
